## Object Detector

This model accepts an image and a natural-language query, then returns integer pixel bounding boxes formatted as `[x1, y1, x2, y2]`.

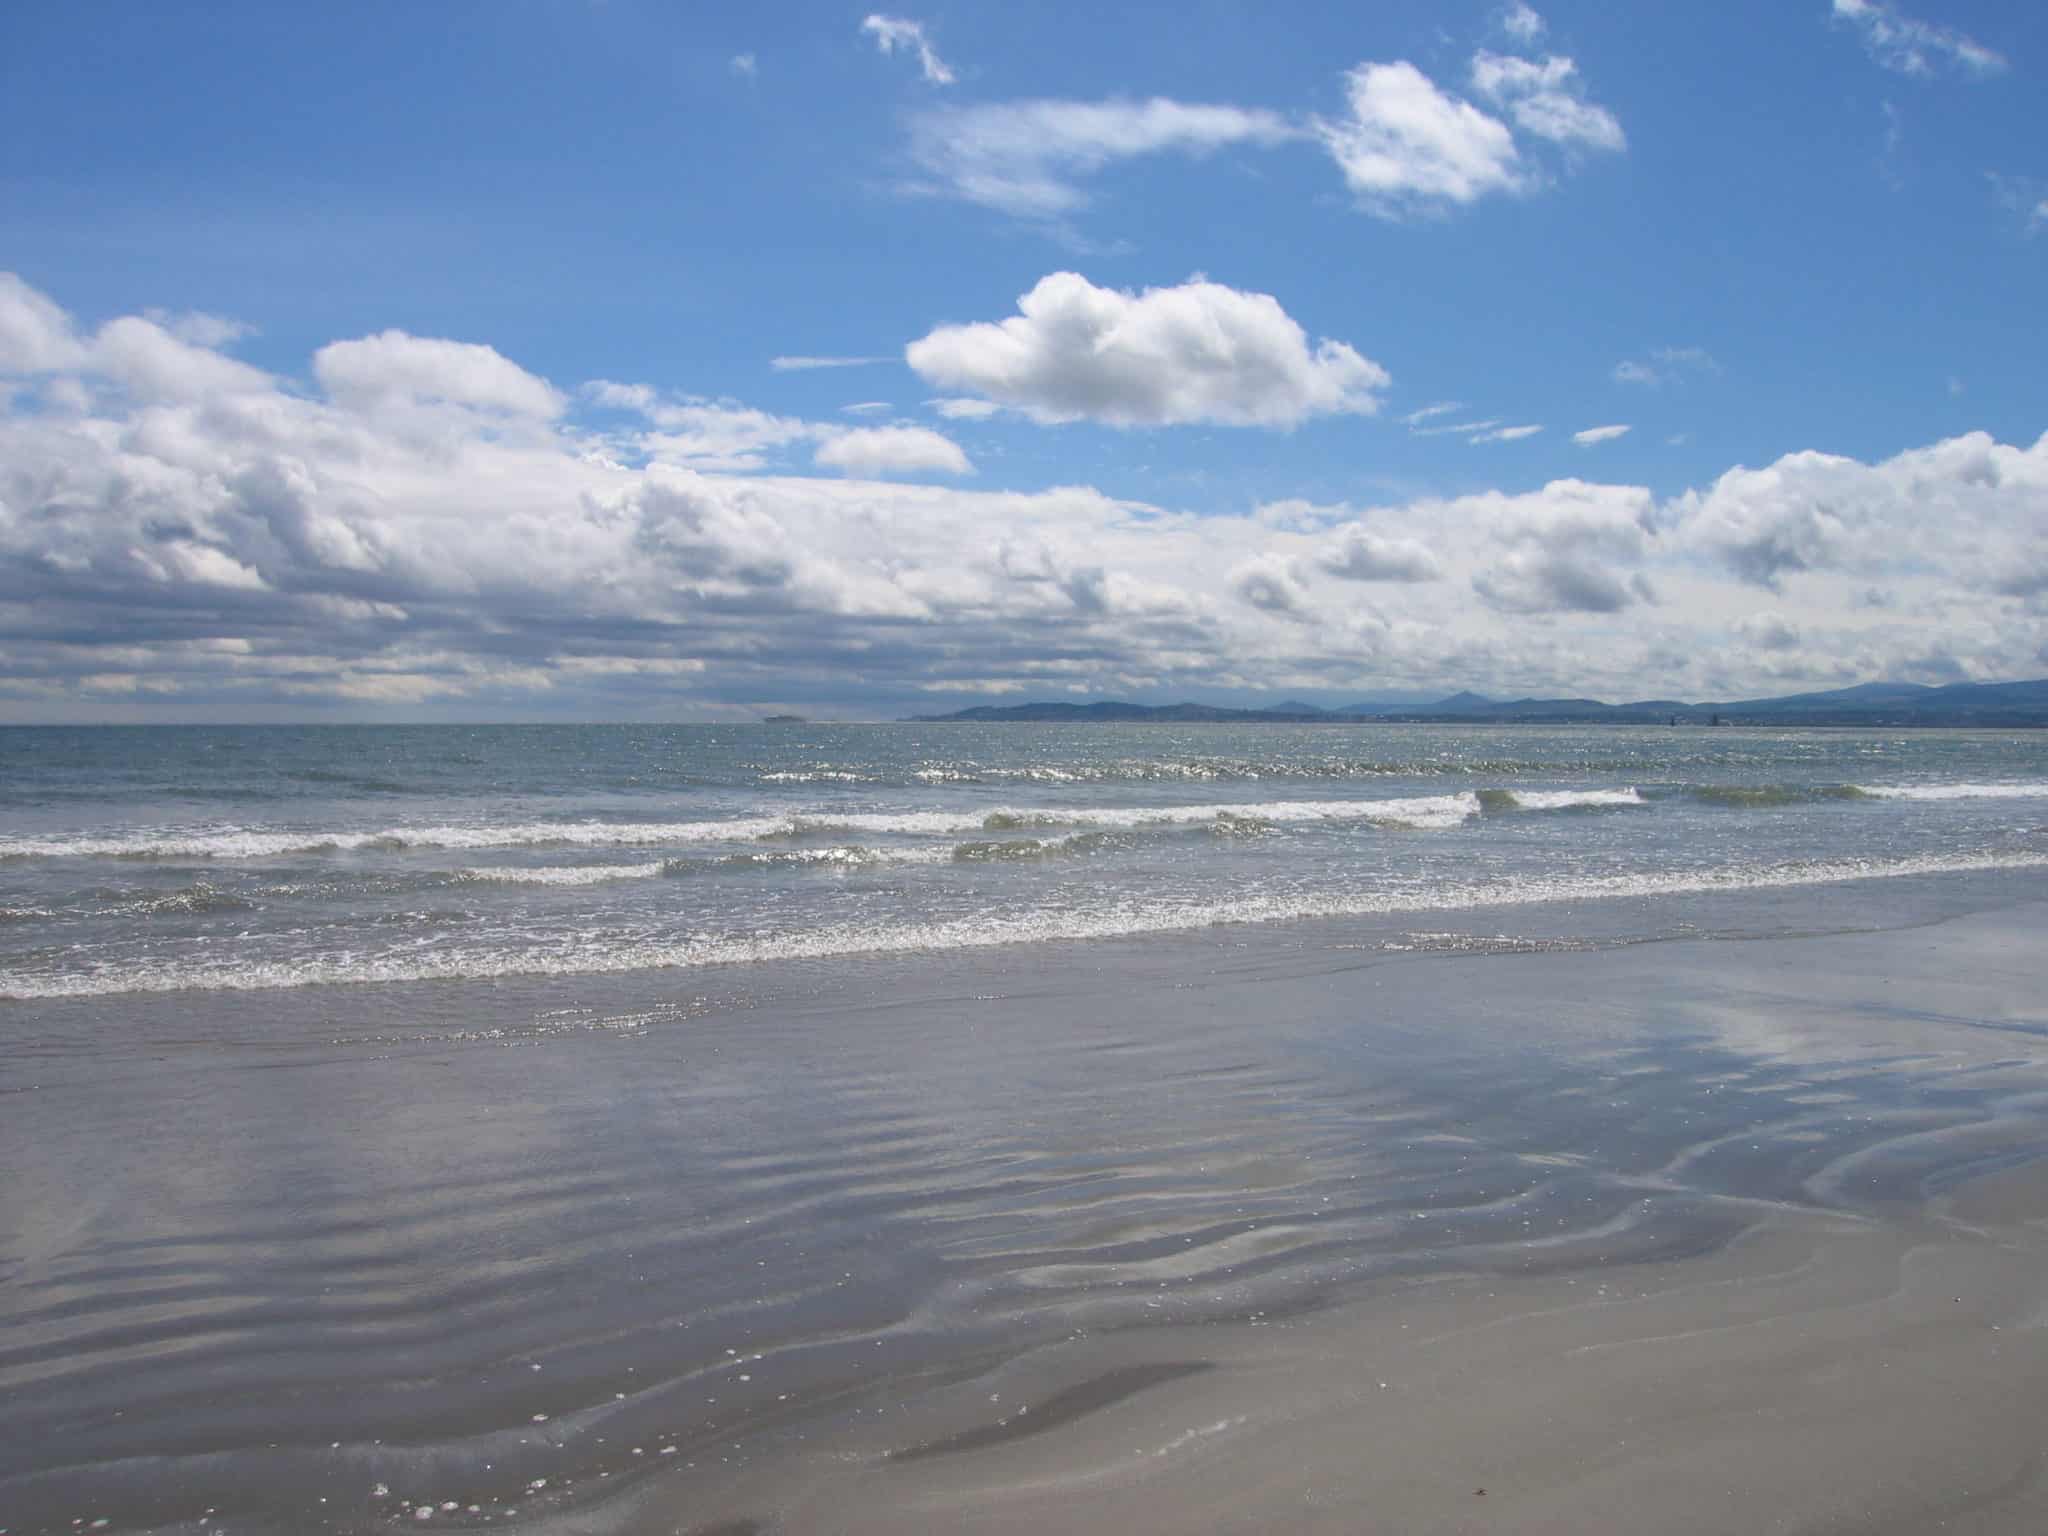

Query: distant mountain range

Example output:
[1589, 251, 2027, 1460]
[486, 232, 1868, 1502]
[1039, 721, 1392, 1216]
[909, 678, 2048, 727]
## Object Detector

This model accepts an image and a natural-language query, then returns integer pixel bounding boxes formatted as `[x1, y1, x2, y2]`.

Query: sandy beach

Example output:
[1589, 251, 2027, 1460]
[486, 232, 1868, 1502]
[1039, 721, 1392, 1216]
[6, 877, 2048, 1533]
[590, 897, 2048, 1535]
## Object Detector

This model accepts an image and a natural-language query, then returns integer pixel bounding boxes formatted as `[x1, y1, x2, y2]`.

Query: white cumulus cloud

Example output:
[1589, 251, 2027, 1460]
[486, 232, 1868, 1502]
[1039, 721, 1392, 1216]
[94, 315, 274, 402]
[316, 331, 564, 417]
[585, 386, 823, 472]
[905, 271, 1388, 428]
[4, 275, 2045, 719]
[1737, 612, 1802, 651]
[1230, 553, 1312, 616]
[815, 425, 974, 477]
[143, 309, 255, 348]
[0, 271, 90, 373]
[1317, 529, 1444, 582]
[1475, 551, 1644, 614]
[1316, 62, 1524, 215]
[1673, 431, 2048, 593]
[1469, 52, 1625, 152]
[895, 44, 1618, 227]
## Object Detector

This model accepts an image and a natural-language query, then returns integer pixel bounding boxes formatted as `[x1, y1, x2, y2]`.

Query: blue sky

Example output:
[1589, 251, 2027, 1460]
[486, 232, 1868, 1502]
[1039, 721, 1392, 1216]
[0, 0, 2043, 718]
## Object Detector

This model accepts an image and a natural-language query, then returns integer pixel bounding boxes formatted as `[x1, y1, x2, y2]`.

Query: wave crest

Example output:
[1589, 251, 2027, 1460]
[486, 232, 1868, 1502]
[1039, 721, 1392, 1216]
[14, 850, 2041, 999]
[1855, 782, 2048, 802]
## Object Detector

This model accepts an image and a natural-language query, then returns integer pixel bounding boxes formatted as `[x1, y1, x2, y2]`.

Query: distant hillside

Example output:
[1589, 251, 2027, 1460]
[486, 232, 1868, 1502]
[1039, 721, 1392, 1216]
[908, 678, 2048, 727]
[914, 701, 1339, 724]
[1421, 691, 1495, 714]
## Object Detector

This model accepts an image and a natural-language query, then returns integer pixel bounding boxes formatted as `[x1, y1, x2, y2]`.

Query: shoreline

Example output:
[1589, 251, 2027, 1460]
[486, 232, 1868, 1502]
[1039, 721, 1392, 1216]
[8, 849, 2046, 1002]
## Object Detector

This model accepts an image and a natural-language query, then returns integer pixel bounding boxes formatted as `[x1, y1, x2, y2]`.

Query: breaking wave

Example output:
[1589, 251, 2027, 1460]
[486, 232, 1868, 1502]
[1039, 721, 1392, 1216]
[0, 818, 799, 861]
[1686, 784, 1871, 808]
[1475, 787, 1645, 813]
[451, 863, 670, 886]
[10, 849, 2042, 999]
[1854, 782, 2048, 802]
[0, 795, 1494, 861]
[0, 883, 258, 923]
[5, 779, 2036, 868]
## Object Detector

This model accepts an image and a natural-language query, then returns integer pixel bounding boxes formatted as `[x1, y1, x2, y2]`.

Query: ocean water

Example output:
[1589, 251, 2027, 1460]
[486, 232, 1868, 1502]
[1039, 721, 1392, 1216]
[2, 722, 2046, 998]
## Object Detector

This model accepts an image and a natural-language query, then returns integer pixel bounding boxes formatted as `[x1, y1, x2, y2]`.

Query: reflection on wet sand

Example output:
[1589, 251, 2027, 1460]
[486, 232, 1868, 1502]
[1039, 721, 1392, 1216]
[3, 889, 2046, 1532]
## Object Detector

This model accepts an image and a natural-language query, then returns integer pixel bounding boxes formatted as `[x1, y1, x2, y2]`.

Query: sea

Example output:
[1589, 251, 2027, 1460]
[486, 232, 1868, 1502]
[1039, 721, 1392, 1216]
[3, 722, 2046, 999]
[5, 722, 2048, 1532]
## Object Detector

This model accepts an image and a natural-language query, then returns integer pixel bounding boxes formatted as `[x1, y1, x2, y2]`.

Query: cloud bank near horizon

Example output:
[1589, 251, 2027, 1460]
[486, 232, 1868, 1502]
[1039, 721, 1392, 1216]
[1, 273, 2044, 720]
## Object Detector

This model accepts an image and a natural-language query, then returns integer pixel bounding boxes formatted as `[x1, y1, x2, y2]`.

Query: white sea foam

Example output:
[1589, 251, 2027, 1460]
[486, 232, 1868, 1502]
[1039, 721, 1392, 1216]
[1855, 782, 2048, 801]
[4, 779, 2028, 865]
[453, 863, 669, 886]
[709, 845, 953, 870]
[10, 849, 2041, 999]
[0, 796, 1483, 861]
[973, 794, 1481, 833]
[0, 817, 798, 861]
[1492, 787, 1645, 811]
[462, 846, 955, 882]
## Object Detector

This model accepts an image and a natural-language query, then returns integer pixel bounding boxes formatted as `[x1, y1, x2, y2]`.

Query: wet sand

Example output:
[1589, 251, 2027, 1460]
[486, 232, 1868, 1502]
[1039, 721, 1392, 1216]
[4, 880, 2048, 1533]
[707, 1172, 2048, 1536]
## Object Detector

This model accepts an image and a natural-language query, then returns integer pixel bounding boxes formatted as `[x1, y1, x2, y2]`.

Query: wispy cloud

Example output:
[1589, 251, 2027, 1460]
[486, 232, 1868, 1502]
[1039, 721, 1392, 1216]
[905, 98, 1296, 220]
[1409, 414, 1554, 443]
[892, 26, 1621, 230]
[1573, 423, 1631, 445]
[1612, 346, 1718, 388]
[929, 397, 1001, 420]
[1401, 400, 1465, 425]
[1502, 2, 1545, 45]
[861, 14, 955, 86]
[729, 53, 757, 80]
[1830, 0, 2006, 78]
[770, 355, 891, 372]
[1469, 52, 1625, 152]
[1987, 173, 2048, 235]
[1881, 98, 1904, 170]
